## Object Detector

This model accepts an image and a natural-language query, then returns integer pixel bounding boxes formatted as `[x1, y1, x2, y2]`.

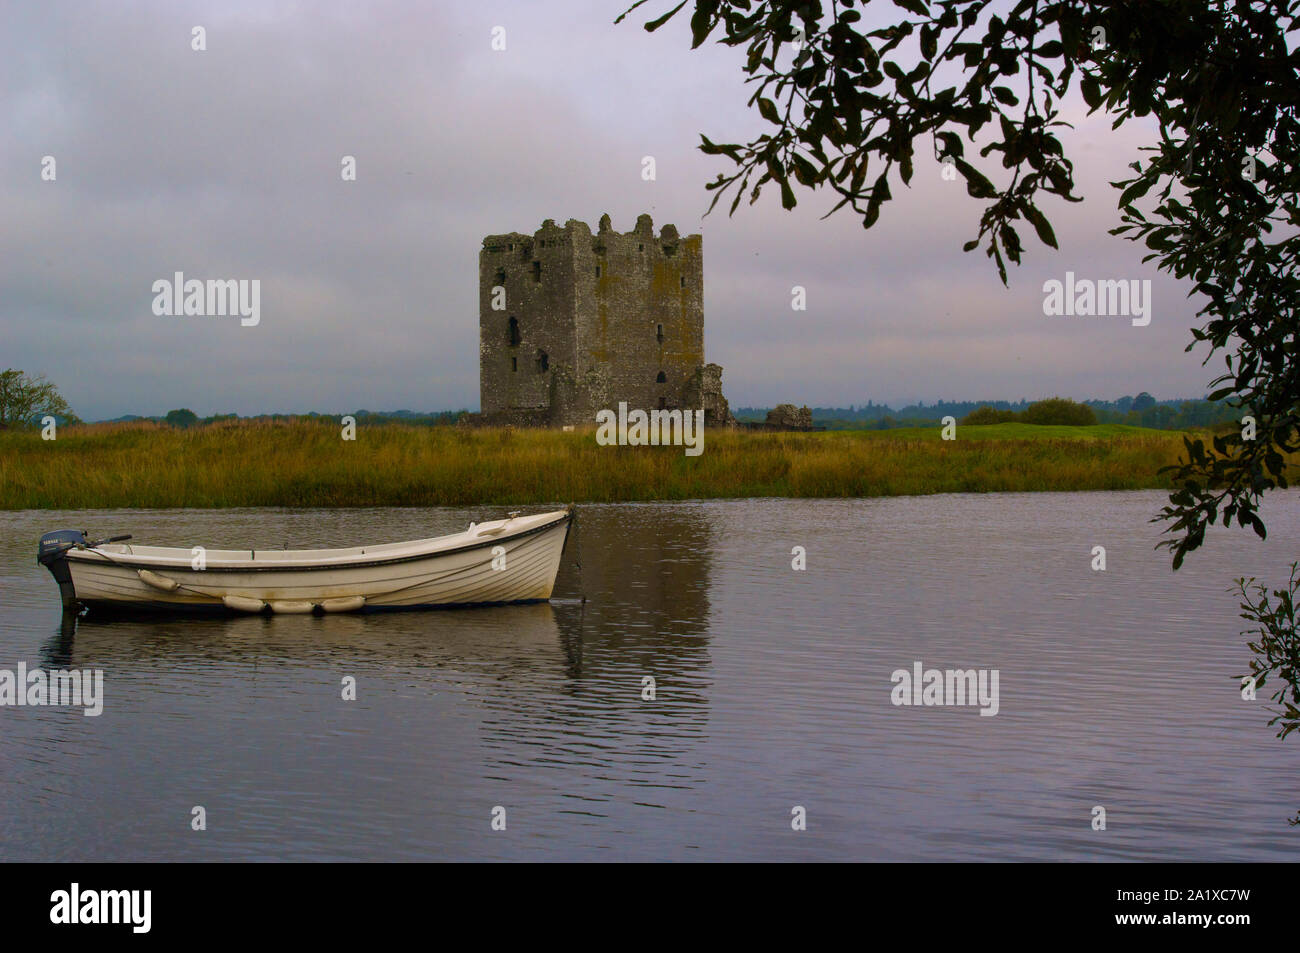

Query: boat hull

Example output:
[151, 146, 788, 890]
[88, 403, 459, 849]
[42, 510, 572, 614]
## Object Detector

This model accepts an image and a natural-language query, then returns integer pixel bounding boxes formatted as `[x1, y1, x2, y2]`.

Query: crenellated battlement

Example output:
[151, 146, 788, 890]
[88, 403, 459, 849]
[483, 214, 700, 259]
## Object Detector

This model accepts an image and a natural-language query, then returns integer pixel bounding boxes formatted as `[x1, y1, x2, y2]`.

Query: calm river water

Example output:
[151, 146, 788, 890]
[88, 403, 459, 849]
[1, 492, 1297, 861]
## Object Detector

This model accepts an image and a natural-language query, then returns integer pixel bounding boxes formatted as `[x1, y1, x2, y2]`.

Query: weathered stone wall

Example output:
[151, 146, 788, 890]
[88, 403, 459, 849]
[572, 213, 703, 420]
[683, 362, 736, 427]
[764, 404, 815, 429]
[479, 219, 578, 416]
[480, 213, 717, 427]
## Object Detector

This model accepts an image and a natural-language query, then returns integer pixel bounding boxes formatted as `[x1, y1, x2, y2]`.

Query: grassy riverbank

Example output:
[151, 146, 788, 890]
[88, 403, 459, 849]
[0, 418, 1228, 509]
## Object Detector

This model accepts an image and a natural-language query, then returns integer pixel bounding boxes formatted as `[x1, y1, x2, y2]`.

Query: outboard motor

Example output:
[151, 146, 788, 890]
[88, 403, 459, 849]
[38, 530, 87, 610]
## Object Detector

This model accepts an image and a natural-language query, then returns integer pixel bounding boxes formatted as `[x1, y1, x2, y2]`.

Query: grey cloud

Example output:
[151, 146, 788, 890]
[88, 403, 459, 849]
[0, 1, 1215, 418]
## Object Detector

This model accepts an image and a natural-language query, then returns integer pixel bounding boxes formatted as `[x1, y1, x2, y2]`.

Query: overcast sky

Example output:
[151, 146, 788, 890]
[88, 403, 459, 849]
[2, 0, 1216, 419]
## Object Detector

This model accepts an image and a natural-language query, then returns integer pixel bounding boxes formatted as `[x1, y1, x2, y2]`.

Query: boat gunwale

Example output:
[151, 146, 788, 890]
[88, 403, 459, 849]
[63, 510, 572, 574]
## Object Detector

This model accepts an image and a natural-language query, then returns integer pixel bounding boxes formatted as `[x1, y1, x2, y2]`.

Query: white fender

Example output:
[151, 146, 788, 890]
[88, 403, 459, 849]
[222, 594, 266, 613]
[267, 600, 315, 614]
[319, 596, 365, 613]
[137, 569, 180, 592]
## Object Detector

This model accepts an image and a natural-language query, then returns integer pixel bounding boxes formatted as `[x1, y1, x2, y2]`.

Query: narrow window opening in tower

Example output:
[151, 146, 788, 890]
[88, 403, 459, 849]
[656, 323, 664, 343]
[595, 265, 601, 278]
[511, 356, 517, 372]
[495, 268, 506, 286]
[538, 351, 549, 373]
[680, 275, 686, 288]
[656, 371, 667, 383]
[638, 243, 644, 252]
[508, 316, 520, 347]
[532, 260, 541, 282]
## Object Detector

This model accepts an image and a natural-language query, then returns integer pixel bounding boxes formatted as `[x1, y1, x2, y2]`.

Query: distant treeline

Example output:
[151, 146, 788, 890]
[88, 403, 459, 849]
[98, 394, 1237, 433]
[734, 393, 1241, 431]
[106, 409, 470, 427]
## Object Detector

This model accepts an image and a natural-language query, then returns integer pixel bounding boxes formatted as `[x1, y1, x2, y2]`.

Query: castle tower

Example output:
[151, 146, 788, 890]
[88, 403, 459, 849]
[478, 213, 728, 427]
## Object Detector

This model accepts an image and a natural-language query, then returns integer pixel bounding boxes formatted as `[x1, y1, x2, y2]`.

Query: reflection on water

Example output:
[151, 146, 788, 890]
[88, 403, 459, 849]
[1, 494, 1298, 860]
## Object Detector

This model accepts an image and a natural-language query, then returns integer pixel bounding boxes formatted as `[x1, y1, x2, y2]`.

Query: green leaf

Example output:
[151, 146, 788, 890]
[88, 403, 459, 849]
[920, 25, 937, 61]
[779, 177, 796, 209]
[790, 153, 819, 186]
[893, 0, 930, 17]
[954, 159, 996, 198]
[1079, 74, 1101, 110]
[642, 0, 688, 33]
[1022, 204, 1058, 249]
[688, 0, 719, 48]
[1117, 176, 1155, 209]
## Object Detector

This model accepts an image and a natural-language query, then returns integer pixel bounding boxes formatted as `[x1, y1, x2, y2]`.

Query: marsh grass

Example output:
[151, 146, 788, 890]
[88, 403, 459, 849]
[0, 418, 1244, 509]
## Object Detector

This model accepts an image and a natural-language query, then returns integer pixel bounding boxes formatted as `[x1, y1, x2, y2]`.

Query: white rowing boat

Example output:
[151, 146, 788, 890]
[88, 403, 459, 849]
[38, 508, 573, 614]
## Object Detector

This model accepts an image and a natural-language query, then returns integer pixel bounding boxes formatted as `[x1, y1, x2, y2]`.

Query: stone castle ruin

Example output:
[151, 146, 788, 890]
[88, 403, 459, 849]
[474, 213, 734, 428]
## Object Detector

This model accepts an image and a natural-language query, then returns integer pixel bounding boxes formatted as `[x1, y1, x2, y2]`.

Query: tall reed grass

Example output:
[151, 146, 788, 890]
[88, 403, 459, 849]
[0, 418, 1240, 509]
